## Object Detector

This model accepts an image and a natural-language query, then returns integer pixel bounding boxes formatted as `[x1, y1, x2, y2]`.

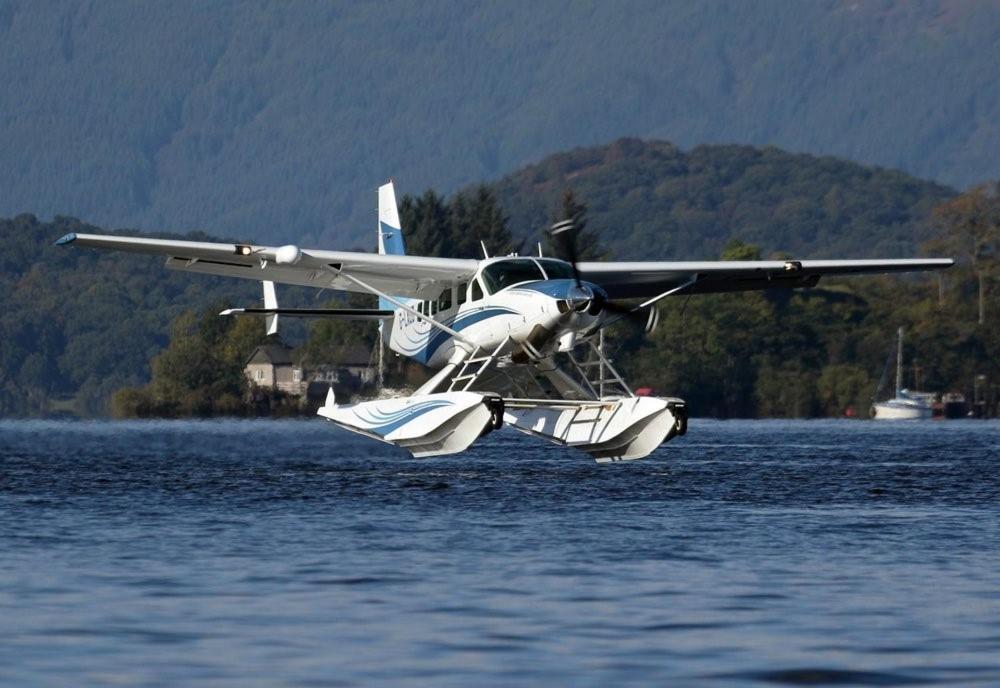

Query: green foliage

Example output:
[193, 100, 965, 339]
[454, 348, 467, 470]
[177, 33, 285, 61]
[489, 139, 954, 261]
[295, 292, 379, 368]
[817, 364, 874, 416]
[399, 190, 450, 258]
[3, 143, 997, 419]
[0, 215, 262, 416]
[398, 185, 514, 259]
[619, 258, 999, 417]
[927, 182, 1000, 325]
[111, 306, 271, 417]
[0, 214, 321, 416]
[543, 189, 607, 261]
[721, 239, 763, 261]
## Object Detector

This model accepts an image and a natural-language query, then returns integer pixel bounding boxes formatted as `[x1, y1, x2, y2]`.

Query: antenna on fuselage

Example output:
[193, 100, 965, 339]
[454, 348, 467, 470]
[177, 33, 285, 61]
[537, 242, 543, 257]
[480, 241, 490, 259]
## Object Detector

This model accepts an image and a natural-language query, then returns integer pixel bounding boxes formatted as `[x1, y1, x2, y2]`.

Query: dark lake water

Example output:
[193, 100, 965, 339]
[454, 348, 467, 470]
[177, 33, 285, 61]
[1, 418, 998, 687]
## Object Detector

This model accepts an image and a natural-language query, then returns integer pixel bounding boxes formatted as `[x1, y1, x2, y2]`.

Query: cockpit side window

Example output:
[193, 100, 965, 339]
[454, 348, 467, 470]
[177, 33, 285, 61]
[457, 282, 468, 306]
[480, 259, 545, 294]
[471, 279, 484, 302]
[535, 259, 575, 280]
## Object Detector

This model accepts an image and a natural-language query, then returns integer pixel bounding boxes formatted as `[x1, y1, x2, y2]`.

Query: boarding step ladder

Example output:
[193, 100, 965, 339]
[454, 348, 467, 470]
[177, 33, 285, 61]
[447, 337, 510, 392]
[565, 333, 633, 399]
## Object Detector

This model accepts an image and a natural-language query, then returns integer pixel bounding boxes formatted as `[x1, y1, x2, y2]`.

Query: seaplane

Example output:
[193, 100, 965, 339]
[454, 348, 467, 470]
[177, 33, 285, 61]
[57, 182, 953, 461]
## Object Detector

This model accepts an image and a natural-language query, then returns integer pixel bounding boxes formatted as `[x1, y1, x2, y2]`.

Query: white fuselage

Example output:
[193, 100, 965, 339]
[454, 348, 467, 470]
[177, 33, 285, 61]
[388, 258, 602, 367]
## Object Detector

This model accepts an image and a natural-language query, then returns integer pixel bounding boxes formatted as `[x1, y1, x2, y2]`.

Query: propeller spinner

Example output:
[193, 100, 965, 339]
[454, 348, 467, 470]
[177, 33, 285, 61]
[547, 219, 660, 334]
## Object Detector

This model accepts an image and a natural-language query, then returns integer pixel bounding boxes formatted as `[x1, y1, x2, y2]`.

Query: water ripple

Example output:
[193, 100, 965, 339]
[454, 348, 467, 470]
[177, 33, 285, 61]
[1, 418, 999, 686]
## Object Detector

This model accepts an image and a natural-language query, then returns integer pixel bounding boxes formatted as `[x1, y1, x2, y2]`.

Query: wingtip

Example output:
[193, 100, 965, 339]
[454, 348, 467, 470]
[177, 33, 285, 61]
[54, 232, 77, 246]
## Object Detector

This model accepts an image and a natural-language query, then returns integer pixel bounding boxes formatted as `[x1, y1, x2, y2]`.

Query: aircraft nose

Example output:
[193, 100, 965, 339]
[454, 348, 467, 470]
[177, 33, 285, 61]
[565, 284, 593, 312]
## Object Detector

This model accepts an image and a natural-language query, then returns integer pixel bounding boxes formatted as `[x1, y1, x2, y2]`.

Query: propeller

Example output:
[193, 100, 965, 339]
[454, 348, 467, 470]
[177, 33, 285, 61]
[547, 219, 660, 334]
[598, 299, 660, 333]
[549, 219, 582, 287]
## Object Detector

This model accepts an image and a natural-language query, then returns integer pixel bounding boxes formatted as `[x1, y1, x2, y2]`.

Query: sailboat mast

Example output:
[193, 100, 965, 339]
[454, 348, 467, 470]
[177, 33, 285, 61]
[895, 326, 904, 397]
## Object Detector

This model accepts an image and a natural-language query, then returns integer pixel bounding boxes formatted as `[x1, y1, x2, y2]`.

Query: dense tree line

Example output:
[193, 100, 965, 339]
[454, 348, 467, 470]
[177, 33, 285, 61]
[0, 214, 312, 416]
[1, 145, 995, 418]
[489, 139, 954, 262]
[110, 308, 270, 417]
[399, 186, 515, 258]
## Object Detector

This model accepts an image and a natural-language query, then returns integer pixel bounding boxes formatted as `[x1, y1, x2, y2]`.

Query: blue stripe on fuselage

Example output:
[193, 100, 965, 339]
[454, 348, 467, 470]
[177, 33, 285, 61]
[410, 306, 518, 364]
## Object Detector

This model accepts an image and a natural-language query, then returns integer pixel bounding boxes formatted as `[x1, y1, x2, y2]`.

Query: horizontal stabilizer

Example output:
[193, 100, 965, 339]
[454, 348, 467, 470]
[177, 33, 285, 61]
[219, 307, 393, 320]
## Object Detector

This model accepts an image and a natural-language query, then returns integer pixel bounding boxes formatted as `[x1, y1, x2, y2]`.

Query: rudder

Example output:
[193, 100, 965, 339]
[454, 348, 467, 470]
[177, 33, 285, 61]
[376, 180, 405, 315]
[378, 181, 405, 256]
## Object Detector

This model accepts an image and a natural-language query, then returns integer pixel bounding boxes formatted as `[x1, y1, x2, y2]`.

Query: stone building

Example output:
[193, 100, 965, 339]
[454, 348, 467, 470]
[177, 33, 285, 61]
[245, 342, 374, 400]
[244, 342, 306, 396]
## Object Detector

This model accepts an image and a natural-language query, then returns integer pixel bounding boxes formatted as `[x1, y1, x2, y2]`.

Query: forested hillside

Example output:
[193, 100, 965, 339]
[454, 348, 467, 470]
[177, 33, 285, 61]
[1, 1, 996, 247]
[489, 139, 955, 260]
[0, 215, 312, 416]
[2, 143, 995, 418]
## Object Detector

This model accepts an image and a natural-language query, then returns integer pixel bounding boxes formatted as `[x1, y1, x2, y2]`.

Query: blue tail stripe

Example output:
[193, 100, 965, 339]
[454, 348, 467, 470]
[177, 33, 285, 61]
[378, 221, 406, 310]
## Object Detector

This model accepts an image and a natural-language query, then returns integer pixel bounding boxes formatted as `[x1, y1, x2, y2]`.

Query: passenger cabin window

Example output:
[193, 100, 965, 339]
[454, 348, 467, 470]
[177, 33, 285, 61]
[480, 259, 545, 294]
[536, 259, 575, 280]
[471, 279, 484, 302]
[437, 288, 452, 312]
[457, 282, 468, 306]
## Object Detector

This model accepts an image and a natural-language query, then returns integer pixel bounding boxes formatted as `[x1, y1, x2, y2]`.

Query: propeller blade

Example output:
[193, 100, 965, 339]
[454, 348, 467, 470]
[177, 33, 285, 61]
[645, 306, 660, 333]
[594, 300, 659, 333]
[550, 218, 660, 336]
[549, 219, 582, 287]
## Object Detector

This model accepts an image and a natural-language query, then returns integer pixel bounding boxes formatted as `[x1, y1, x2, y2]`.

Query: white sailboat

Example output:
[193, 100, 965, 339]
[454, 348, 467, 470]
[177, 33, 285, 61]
[871, 326, 934, 420]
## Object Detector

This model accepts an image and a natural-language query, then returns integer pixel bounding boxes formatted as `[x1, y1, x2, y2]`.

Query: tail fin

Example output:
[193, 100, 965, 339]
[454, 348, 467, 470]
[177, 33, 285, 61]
[377, 181, 405, 312]
[377, 181, 405, 256]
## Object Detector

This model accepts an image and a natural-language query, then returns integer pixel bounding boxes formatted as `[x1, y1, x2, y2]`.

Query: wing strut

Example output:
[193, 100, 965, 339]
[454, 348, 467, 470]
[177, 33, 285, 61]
[598, 275, 700, 331]
[331, 269, 475, 351]
[220, 307, 393, 320]
[636, 274, 700, 309]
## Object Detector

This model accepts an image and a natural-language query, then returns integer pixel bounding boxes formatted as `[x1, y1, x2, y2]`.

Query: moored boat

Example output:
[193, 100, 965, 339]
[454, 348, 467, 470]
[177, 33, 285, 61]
[871, 327, 934, 420]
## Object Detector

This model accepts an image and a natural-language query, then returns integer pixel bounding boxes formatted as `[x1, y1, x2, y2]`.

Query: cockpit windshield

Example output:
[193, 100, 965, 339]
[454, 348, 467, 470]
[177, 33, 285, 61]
[536, 259, 575, 280]
[480, 259, 545, 294]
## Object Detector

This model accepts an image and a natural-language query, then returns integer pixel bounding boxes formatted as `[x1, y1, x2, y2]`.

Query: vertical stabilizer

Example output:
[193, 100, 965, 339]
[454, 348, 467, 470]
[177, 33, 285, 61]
[378, 181, 405, 256]
[377, 181, 405, 314]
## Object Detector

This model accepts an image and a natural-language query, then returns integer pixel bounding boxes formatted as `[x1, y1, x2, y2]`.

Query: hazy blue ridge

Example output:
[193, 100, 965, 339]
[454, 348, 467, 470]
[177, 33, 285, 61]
[0, 1, 996, 247]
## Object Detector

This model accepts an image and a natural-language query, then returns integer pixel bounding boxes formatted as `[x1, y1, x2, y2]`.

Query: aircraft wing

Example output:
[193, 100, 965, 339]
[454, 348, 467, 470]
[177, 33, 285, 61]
[577, 258, 954, 299]
[55, 233, 478, 299]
